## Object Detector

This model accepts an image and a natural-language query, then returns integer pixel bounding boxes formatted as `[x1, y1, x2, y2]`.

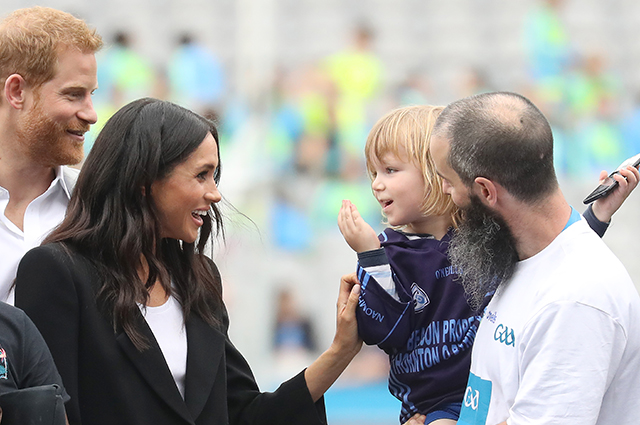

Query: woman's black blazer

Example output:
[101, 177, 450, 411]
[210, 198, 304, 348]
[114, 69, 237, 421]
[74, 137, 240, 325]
[15, 243, 326, 425]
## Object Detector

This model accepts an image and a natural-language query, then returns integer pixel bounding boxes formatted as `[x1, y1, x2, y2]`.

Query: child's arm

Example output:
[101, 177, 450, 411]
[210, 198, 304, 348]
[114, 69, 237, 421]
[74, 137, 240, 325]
[338, 200, 412, 349]
[590, 165, 639, 223]
[338, 200, 380, 253]
[358, 249, 398, 300]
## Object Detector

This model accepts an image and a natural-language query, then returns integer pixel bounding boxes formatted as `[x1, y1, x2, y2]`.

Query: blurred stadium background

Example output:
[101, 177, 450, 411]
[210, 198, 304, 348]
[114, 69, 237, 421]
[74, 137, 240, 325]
[2, 0, 640, 423]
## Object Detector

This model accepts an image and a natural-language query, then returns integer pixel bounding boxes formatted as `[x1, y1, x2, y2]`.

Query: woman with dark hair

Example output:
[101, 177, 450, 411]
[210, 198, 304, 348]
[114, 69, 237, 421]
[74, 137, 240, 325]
[13, 98, 362, 425]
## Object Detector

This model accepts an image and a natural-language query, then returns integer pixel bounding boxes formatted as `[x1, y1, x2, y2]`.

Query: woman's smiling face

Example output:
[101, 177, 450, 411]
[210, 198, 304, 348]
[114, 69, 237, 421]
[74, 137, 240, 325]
[151, 132, 221, 243]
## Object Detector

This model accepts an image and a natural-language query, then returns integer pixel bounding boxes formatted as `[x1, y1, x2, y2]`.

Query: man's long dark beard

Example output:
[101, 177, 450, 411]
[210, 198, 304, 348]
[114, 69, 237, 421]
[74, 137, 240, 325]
[448, 195, 520, 312]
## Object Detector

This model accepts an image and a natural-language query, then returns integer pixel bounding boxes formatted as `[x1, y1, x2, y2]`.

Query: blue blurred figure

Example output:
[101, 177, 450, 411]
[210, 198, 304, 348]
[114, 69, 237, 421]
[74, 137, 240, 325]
[524, 0, 570, 82]
[168, 33, 226, 114]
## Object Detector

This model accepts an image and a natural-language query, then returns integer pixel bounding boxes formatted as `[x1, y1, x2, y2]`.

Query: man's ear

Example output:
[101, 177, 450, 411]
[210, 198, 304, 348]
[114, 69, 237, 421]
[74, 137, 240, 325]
[473, 176, 499, 207]
[4, 74, 27, 109]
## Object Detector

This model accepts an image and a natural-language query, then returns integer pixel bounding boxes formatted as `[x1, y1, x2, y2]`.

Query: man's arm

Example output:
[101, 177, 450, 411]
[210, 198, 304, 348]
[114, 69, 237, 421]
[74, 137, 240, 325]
[590, 165, 639, 223]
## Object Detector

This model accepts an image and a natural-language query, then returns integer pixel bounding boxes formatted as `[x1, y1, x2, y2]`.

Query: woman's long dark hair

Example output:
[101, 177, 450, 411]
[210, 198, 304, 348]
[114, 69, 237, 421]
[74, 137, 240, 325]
[44, 98, 224, 350]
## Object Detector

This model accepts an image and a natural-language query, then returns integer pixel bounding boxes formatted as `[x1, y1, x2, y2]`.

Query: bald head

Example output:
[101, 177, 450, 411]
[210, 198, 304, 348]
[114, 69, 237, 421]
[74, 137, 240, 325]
[432, 91, 558, 203]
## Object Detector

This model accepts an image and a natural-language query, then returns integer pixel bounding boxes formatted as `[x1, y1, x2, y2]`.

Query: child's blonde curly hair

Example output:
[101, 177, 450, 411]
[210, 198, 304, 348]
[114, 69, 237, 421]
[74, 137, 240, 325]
[365, 105, 460, 227]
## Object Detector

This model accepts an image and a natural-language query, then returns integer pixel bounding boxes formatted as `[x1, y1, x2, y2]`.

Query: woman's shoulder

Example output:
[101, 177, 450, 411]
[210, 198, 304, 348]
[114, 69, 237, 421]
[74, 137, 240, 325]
[199, 255, 222, 289]
[23, 242, 79, 263]
[204, 255, 221, 275]
[20, 242, 95, 280]
[21, 242, 67, 265]
[16, 243, 104, 313]
[194, 255, 227, 329]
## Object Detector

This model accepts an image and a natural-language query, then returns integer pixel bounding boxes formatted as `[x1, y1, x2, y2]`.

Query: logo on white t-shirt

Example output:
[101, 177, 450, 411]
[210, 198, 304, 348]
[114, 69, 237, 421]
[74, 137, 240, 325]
[493, 324, 515, 347]
[464, 386, 480, 410]
[458, 372, 492, 425]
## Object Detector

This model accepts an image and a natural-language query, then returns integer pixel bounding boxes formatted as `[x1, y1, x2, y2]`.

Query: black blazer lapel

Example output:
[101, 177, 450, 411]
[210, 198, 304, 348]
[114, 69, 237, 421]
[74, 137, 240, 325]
[183, 315, 225, 420]
[116, 314, 194, 424]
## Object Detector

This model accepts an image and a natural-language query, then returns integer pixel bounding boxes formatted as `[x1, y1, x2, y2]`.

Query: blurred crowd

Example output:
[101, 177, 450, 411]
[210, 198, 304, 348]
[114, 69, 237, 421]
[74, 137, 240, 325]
[88, 0, 639, 257]
[523, 0, 639, 178]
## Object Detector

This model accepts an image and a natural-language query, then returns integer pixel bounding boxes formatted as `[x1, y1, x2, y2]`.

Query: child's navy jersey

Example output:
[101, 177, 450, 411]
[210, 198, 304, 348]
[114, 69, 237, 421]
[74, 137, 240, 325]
[355, 228, 480, 423]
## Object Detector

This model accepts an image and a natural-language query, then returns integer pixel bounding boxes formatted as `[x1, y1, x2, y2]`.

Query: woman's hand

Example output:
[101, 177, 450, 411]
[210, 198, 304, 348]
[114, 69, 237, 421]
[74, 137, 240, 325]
[592, 165, 640, 223]
[331, 272, 363, 357]
[304, 273, 362, 401]
[338, 200, 381, 253]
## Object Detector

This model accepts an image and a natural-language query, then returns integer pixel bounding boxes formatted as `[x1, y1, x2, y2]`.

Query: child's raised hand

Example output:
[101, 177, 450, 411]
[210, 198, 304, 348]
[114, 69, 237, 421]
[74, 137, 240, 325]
[592, 165, 640, 223]
[338, 200, 381, 253]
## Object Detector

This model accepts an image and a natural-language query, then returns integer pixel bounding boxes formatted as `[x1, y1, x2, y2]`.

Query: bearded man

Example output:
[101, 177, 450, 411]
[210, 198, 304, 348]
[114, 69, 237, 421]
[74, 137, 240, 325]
[430, 91, 640, 425]
[0, 7, 102, 304]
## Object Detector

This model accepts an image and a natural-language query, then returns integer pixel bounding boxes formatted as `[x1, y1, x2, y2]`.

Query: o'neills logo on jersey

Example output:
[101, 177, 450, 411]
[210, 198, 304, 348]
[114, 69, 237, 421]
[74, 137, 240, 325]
[493, 324, 515, 347]
[411, 283, 430, 312]
[434, 265, 461, 279]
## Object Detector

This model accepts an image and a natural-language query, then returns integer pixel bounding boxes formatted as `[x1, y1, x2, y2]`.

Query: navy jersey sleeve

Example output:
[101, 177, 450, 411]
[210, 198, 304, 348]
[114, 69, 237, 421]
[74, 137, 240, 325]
[355, 248, 413, 350]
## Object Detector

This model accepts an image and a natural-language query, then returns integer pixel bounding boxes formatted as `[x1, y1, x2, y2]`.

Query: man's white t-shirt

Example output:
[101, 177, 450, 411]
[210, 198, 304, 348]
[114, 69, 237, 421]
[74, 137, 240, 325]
[458, 217, 640, 425]
[0, 166, 76, 304]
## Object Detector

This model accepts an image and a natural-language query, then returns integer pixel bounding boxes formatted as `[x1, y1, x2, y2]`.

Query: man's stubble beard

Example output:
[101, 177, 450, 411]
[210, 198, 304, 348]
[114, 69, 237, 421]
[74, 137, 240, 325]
[16, 96, 88, 167]
[448, 194, 520, 312]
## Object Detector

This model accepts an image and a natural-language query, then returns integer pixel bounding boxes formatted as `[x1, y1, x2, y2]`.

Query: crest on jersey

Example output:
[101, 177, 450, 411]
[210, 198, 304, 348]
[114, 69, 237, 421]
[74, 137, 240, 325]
[411, 283, 430, 313]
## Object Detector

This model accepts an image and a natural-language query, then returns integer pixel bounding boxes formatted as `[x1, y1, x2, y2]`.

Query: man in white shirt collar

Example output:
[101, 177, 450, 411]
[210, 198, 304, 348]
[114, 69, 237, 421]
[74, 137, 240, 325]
[0, 7, 103, 304]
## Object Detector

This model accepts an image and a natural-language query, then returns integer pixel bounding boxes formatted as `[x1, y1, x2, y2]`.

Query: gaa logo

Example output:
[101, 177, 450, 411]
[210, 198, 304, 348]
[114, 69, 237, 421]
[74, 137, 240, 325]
[493, 324, 515, 347]
[463, 386, 479, 410]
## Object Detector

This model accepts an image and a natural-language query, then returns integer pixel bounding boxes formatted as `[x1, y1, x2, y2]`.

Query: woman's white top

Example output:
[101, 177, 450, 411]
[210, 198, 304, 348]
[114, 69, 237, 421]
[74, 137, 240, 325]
[139, 295, 188, 398]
